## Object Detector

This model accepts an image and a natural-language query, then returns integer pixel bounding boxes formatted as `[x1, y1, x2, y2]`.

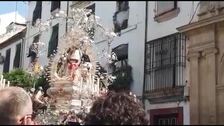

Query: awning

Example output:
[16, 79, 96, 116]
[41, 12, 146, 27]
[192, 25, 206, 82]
[112, 44, 128, 61]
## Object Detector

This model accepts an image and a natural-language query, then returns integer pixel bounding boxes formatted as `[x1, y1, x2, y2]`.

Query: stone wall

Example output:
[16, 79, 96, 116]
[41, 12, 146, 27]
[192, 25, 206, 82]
[179, 16, 224, 125]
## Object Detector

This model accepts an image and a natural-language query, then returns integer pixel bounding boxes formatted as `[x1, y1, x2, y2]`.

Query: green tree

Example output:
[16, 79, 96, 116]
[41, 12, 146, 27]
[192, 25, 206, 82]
[35, 75, 50, 96]
[3, 68, 35, 88]
[109, 65, 133, 92]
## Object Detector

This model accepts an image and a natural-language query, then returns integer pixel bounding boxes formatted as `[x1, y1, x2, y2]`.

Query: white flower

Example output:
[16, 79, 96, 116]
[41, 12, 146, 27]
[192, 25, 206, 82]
[111, 76, 116, 80]
[108, 54, 111, 59]
[90, 39, 94, 43]
[44, 21, 50, 27]
[84, 36, 89, 40]
[110, 32, 117, 37]
[59, 10, 65, 14]
[84, 17, 88, 22]
[38, 42, 45, 46]
[77, 8, 81, 12]
[55, 13, 60, 17]
[95, 16, 100, 20]
[39, 26, 47, 32]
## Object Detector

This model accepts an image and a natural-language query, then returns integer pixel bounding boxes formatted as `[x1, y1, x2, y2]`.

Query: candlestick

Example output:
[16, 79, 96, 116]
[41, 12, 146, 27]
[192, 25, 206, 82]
[3, 79, 5, 88]
[7, 81, 10, 87]
[0, 75, 3, 89]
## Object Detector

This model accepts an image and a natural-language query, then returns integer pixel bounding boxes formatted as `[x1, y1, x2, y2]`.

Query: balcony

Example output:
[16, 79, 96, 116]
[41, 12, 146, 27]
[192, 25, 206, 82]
[144, 33, 186, 103]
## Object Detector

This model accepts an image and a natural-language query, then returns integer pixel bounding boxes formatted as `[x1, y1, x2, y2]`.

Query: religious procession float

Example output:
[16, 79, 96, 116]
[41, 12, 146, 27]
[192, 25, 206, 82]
[34, 8, 116, 124]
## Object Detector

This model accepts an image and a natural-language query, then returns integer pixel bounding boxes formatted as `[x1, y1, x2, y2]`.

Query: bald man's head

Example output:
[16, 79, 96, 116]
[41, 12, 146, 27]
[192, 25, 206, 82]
[0, 86, 33, 125]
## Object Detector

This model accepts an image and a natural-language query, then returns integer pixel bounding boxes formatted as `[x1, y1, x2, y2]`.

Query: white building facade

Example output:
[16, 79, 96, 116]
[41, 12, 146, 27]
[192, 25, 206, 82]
[23, 1, 69, 70]
[93, 1, 201, 125]
[23, 1, 202, 125]
[0, 12, 26, 74]
[93, 1, 146, 98]
[0, 23, 26, 74]
[143, 1, 199, 125]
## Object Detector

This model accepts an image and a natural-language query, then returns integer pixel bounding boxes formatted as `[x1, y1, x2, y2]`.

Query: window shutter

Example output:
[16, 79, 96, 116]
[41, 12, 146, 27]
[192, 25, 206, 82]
[51, 1, 61, 12]
[32, 1, 42, 26]
[13, 43, 22, 68]
[48, 24, 59, 57]
[3, 49, 11, 73]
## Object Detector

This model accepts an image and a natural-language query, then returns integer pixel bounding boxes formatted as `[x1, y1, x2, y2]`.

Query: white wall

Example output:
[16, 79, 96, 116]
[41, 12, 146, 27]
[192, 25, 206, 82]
[147, 1, 199, 41]
[0, 39, 23, 74]
[94, 1, 199, 97]
[94, 1, 146, 96]
[23, 1, 68, 70]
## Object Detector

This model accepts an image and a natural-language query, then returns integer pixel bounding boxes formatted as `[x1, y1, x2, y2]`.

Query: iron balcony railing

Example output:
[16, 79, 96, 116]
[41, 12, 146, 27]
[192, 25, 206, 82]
[144, 33, 186, 92]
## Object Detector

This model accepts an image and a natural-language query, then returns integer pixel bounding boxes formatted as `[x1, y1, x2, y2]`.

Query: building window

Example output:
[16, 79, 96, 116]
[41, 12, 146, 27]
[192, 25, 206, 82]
[48, 24, 59, 57]
[27, 34, 40, 63]
[51, 1, 61, 12]
[3, 48, 11, 73]
[0, 53, 4, 65]
[156, 1, 177, 16]
[86, 3, 95, 40]
[145, 33, 186, 91]
[113, 1, 129, 35]
[154, 1, 179, 22]
[13, 43, 22, 68]
[32, 1, 42, 26]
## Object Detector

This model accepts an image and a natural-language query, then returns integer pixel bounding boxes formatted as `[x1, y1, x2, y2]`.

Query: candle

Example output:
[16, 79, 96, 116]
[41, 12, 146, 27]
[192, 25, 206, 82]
[80, 77, 83, 93]
[7, 81, 10, 87]
[89, 74, 92, 92]
[97, 78, 100, 95]
[0, 75, 3, 89]
[3, 79, 5, 88]
[93, 75, 95, 92]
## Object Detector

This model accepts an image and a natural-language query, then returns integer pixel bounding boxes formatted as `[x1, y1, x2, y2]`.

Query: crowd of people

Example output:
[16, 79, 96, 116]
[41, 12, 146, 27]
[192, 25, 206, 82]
[0, 86, 149, 125]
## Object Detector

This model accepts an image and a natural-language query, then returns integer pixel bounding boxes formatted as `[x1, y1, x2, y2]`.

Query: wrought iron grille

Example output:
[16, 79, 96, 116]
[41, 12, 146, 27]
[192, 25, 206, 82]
[145, 33, 186, 91]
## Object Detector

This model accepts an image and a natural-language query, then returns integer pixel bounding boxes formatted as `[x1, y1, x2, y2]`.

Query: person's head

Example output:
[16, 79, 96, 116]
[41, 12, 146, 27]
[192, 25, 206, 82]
[84, 91, 149, 125]
[0, 86, 34, 125]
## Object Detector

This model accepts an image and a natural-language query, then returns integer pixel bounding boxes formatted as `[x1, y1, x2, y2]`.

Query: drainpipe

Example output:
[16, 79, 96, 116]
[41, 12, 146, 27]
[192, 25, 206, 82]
[65, 1, 69, 33]
[21, 37, 25, 68]
[142, 1, 148, 109]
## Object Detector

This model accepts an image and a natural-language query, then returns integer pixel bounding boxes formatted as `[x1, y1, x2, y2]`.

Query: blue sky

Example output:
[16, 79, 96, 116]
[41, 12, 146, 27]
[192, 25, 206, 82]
[0, 1, 28, 17]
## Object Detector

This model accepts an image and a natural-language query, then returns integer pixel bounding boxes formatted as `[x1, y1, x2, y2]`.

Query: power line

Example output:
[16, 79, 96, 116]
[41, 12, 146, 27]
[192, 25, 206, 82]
[188, 2, 200, 24]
